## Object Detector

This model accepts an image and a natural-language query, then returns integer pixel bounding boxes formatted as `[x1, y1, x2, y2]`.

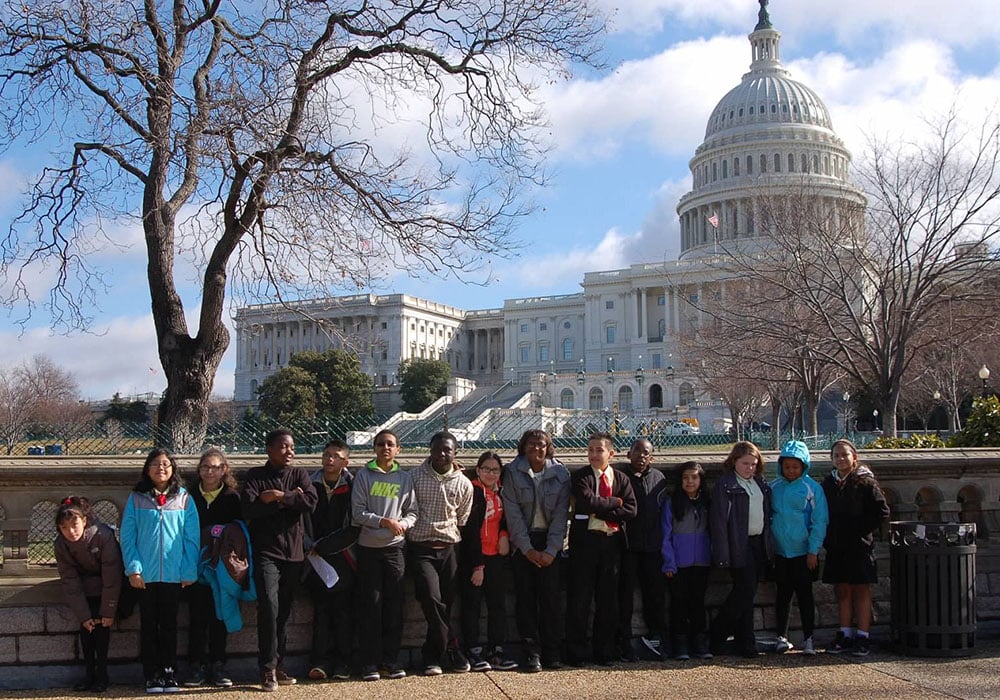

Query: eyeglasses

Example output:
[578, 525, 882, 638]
[479, 467, 502, 474]
[526, 441, 549, 449]
[199, 464, 224, 472]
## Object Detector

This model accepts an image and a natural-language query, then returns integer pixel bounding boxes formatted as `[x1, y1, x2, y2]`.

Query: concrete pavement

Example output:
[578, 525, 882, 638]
[5, 639, 1000, 700]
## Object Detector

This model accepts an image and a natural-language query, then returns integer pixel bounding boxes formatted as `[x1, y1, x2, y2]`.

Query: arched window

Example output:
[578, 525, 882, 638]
[588, 388, 604, 410]
[746, 156, 753, 174]
[734, 158, 740, 176]
[648, 384, 663, 409]
[774, 154, 781, 172]
[657, 319, 666, 339]
[788, 154, 795, 172]
[759, 154, 767, 173]
[560, 388, 575, 409]
[801, 154, 808, 173]
[722, 160, 728, 178]
[562, 337, 574, 360]
[618, 386, 633, 411]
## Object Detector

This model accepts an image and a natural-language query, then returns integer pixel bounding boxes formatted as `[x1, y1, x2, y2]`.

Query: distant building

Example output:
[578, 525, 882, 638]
[234, 3, 862, 424]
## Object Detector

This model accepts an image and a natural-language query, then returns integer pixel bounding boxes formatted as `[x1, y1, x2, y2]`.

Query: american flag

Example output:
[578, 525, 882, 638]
[707, 212, 720, 229]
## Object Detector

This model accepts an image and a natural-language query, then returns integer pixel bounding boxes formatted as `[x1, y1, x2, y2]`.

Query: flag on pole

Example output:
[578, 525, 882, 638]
[707, 212, 720, 229]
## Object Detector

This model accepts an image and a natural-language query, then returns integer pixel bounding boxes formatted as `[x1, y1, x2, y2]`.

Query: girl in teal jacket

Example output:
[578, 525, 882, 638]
[770, 440, 828, 655]
[121, 448, 200, 693]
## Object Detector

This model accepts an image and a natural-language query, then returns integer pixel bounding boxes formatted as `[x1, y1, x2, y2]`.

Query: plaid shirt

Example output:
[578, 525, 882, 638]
[407, 459, 474, 545]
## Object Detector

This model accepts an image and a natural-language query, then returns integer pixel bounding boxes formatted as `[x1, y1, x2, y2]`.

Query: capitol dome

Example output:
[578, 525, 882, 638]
[676, 1, 866, 260]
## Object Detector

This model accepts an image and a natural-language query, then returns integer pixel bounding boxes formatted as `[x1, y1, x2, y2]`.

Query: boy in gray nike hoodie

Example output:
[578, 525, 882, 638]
[351, 429, 419, 679]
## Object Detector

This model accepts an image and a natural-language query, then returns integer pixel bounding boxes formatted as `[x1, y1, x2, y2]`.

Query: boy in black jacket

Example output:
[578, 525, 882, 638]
[306, 440, 359, 681]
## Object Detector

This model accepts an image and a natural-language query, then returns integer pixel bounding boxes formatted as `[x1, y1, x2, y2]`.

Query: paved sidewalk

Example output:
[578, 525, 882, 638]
[5, 639, 1000, 700]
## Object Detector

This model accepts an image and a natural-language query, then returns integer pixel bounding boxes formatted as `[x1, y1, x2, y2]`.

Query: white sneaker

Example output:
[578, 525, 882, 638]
[774, 636, 792, 653]
[802, 637, 816, 655]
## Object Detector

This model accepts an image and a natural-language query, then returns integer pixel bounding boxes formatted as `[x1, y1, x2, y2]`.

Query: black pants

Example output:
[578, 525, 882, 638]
[187, 582, 227, 664]
[459, 554, 509, 649]
[711, 536, 766, 654]
[511, 532, 563, 662]
[408, 542, 459, 665]
[618, 549, 666, 644]
[253, 556, 302, 672]
[138, 582, 181, 679]
[355, 544, 405, 668]
[669, 566, 710, 638]
[774, 555, 816, 639]
[566, 531, 623, 663]
[308, 574, 354, 670]
[80, 596, 111, 681]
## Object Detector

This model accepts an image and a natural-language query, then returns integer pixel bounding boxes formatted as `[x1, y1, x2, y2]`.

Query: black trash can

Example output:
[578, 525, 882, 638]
[890, 521, 976, 657]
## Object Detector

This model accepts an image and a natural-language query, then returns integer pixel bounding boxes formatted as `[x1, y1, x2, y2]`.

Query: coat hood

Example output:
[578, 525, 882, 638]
[778, 440, 811, 476]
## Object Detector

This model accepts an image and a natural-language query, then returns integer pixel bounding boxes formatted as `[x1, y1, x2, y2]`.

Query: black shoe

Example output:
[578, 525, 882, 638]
[487, 646, 518, 671]
[542, 658, 563, 670]
[92, 675, 109, 693]
[447, 647, 471, 673]
[674, 636, 690, 661]
[331, 663, 351, 680]
[183, 663, 207, 687]
[161, 668, 180, 693]
[361, 665, 380, 682]
[73, 673, 96, 692]
[468, 647, 492, 672]
[210, 661, 232, 688]
[384, 662, 406, 680]
[524, 652, 542, 673]
[692, 634, 714, 660]
[619, 645, 638, 662]
[827, 631, 853, 654]
[852, 636, 871, 657]
[641, 634, 664, 658]
[145, 677, 165, 694]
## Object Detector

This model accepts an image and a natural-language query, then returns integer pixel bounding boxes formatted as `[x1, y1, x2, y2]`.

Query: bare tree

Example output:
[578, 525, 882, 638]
[695, 110, 1000, 437]
[0, 364, 35, 454]
[0, 1, 604, 450]
[0, 354, 85, 453]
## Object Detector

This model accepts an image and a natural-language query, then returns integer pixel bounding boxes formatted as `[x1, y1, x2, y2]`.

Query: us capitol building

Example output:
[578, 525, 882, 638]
[233, 2, 865, 428]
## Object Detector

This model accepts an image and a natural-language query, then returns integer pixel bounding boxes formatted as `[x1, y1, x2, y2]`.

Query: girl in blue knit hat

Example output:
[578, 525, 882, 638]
[770, 440, 828, 655]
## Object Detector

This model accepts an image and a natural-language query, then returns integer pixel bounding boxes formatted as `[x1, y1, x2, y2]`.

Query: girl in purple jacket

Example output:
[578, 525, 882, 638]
[661, 461, 712, 660]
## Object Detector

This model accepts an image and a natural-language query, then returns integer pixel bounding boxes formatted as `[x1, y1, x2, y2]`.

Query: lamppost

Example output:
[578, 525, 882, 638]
[577, 358, 585, 386]
[873, 408, 879, 433]
[979, 365, 991, 398]
[634, 354, 644, 410]
[841, 391, 852, 435]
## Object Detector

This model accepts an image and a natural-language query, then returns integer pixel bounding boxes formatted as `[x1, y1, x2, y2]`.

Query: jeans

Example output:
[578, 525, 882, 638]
[408, 542, 459, 665]
[459, 554, 510, 649]
[355, 544, 406, 668]
[253, 556, 302, 672]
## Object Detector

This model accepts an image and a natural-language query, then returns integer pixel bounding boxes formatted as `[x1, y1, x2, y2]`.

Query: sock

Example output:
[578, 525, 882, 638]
[855, 630, 869, 639]
[840, 627, 853, 638]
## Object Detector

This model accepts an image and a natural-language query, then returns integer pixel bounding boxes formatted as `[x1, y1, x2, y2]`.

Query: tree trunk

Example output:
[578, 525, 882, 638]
[156, 329, 229, 453]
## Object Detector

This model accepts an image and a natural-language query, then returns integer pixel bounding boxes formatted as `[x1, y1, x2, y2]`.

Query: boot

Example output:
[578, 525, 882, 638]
[92, 666, 110, 693]
[73, 669, 96, 692]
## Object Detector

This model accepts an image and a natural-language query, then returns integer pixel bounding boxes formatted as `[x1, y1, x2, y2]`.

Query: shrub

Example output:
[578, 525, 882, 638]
[868, 433, 947, 449]
[949, 396, 1000, 447]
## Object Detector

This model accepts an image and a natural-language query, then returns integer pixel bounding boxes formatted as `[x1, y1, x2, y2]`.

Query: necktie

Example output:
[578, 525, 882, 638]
[600, 470, 618, 532]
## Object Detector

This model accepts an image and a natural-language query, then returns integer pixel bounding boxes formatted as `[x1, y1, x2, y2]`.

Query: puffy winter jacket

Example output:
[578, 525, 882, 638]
[501, 455, 570, 558]
[121, 487, 200, 584]
[660, 498, 711, 574]
[770, 472, 829, 558]
[709, 471, 774, 569]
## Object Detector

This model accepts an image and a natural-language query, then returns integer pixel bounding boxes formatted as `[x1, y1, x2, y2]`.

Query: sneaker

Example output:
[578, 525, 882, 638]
[361, 665, 380, 682]
[161, 668, 180, 693]
[692, 635, 713, 660]
[673, 636, 690, 661]
[468, 647, 492, 672]
[524, 652, 542, 673]
[384, 663, 406, 680]
[275, 667, 297, 686]
[260, 669, 278, 692]
[210, 662, 232, 688]
[802, 637, 816, 656]
[641, 634, 663, 658]
[423, 664, 443, 676]
[827, 632, 853, 654]
[331, 664, 351, 681]
[308, 667, 328, 680]
[447, 647, 471, 673]
[183, 664, 207, 687]
[852, 636, 871, 657]
[145, 678, 165, 694]
[774, 636, 792, 654]
[487, 646, 518, 671]
[619, 645, 638, 663]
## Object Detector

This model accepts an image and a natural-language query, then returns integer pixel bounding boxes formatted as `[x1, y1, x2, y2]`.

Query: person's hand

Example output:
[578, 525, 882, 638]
[380, 517, 405, 536]
[524, 549, 542, 566]
[128, 573, 145, 589]
[612, 497, 623, 508]
[806, 553, 819, 571]
[181, 580, 194, 588]
[259, 489, 284, 504]
[497, 534, 510, 556]
[82, 619, 96, 632]
[100, 617, 115, 628]
[471, 567, 484, 587]
[536, 551, 555, 568]
[664, 571, 674, 579]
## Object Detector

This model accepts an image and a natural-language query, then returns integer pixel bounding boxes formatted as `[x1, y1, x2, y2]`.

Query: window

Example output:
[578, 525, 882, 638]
[618, 386, 633, 412]
[605, 300, 614, 310]
[651, 353, 662, 369]
[560, 389, 575, 409]
[519, 345, 530, 363]
[381, 322, 388, 330]
[539, 344, 550, 362]
[539, 322, 548, 331]
[657, 319, 666, 339]
[563, 321, 571, 329]
[760, 154, 767, 173]
[606, 325, 616, 344]
[746, 156, 753, 174]
[774, 153, 781, 172]
[562, 338, 574, 360]
[788, 154, 795, 172]
[589, 388, 604, 410]
[679, 382, 695, 406]
[657, 295, 665, 306]
[520, 323, 528, 333]
[734, 157, 740, 176]
[722, 160, 728, 179]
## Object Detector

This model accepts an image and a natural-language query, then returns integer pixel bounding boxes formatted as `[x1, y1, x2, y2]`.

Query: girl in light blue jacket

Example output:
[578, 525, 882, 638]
[770, 440, 828, 655]
[121, 448, 200, 693]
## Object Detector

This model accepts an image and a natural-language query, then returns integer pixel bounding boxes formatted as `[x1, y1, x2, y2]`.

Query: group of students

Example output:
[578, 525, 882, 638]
[52, 428, 889, 694]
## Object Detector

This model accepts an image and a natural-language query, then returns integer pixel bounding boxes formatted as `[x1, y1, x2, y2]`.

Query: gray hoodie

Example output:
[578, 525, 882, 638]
[351, 459, 419, 548]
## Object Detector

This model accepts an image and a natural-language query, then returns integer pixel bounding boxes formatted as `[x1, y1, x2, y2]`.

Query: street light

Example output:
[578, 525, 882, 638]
[873, 408, 879, 432]
[577, 358, 585, 386]
[979, 365, 991, 398]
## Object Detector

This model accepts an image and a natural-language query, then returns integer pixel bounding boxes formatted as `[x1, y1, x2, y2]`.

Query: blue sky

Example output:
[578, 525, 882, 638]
[2, 0, 999, 401]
